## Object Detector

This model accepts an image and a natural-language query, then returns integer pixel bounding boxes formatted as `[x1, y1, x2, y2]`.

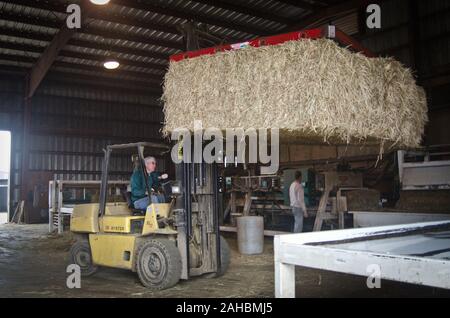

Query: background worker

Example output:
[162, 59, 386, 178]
[131, 156, 168, 209]
[289, 171, 309, 233]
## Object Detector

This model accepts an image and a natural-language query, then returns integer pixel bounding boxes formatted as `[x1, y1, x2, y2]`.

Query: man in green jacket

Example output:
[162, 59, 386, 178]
[131, 156, 168, 209]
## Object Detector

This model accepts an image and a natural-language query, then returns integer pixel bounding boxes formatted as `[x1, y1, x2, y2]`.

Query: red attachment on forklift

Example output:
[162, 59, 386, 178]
[169, 26, 375, 63]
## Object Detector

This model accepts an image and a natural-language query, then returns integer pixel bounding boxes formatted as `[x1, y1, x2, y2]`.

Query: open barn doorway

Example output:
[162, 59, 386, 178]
[0, 131, 11, 224]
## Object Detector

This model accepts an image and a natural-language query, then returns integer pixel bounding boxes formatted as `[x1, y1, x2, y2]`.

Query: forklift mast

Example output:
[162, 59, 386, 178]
[175, 23, 222, 279]
[175, 160, 221, 279]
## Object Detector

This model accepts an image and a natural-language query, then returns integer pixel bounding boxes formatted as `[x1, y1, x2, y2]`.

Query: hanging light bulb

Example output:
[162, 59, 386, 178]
[103, 59, 120, 70]
[90, 0, 110, 5]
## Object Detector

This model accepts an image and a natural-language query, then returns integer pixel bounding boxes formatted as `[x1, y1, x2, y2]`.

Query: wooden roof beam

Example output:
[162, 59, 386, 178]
[0, 40, 167, 71]
[0, 52, 164, 84]
[26, 0, 95, 97]
[0, 10, 184, 50]
[0, 26, 171, 61]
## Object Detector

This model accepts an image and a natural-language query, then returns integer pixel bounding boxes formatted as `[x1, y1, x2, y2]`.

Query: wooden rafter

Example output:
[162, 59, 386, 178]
[0, 26, 171, 61]
[0, 53, 164, 84]
[0, 40, 167, 71]
[26, 0, 95, 98]
[0, 11, 184, 50]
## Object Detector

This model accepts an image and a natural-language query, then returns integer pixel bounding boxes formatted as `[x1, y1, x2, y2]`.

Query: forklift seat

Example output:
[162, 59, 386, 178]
[123, 190, 146, 216]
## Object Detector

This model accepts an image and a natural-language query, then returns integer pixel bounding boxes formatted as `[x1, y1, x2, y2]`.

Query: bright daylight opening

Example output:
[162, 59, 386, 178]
[0, 131, 11, 224]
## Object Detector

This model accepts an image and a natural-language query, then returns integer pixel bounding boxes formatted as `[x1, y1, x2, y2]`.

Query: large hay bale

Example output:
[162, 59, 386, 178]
[162, 38, 428, 148]
[395, 190, 450, 213]
[346, 189, 380, 211]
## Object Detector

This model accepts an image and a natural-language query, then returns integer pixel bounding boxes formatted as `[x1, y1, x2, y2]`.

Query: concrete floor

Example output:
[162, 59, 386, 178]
[0, 223, 449, 298]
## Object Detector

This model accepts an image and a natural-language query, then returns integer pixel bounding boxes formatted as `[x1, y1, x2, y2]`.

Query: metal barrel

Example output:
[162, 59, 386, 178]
[237, 216, 264, 255]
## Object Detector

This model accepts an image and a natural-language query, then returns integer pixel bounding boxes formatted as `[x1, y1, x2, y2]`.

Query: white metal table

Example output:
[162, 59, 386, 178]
[274, 221, 450, 298]
[49, 180, 129, 234]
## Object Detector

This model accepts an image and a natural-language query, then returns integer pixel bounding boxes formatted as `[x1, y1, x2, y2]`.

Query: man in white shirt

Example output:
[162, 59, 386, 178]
[289, 171, 309, 233]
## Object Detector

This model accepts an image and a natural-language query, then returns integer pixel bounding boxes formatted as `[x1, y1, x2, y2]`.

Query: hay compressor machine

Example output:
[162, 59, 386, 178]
[69, 142, 229, 290]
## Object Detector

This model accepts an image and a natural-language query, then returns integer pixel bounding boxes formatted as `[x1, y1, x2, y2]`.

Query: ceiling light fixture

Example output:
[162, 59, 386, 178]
[90, 0, 110, 5]
[103, 59, 120, 70]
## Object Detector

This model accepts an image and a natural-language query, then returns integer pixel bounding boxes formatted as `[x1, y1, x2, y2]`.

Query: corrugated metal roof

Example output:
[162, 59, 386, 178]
[0, 0, 345, 91]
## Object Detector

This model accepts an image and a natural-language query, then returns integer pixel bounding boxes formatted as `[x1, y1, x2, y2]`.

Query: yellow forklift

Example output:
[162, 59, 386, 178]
[69, 142, 230, 290]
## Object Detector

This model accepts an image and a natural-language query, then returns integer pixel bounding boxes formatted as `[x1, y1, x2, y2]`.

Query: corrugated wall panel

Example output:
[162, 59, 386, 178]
[0, 73, 168, 222]
[361, 0, 449, 75]
[417, 0, 450, 16]
[334, 12, 359, 36]
[361, 0, 410, 60]
[417, 0, 450, 146]
[36, 82, 162, 106]
[28, 134, 166, 177]
[380, 0, 409, 28]
[419, 3, 450, 74]
[31, 95, 164, 123]
[362, 25, 410, 57]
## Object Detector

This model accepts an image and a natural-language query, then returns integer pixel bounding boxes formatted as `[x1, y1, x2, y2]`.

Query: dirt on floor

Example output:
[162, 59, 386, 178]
[0, 223, 449, 298]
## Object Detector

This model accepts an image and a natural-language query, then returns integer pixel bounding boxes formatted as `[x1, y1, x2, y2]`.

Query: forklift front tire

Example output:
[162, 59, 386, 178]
[136, 239, 182, 290]
[69, 241, 98, 277]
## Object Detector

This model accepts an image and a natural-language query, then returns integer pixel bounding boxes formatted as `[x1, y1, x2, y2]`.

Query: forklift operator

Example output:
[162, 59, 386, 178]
[131, 156, 168, 209]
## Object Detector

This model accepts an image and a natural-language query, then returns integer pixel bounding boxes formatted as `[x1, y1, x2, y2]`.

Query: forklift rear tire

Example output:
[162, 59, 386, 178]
[205, 236, 231, 278]
[69, 241, 98, 277]
[136, 239, 182, 290]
